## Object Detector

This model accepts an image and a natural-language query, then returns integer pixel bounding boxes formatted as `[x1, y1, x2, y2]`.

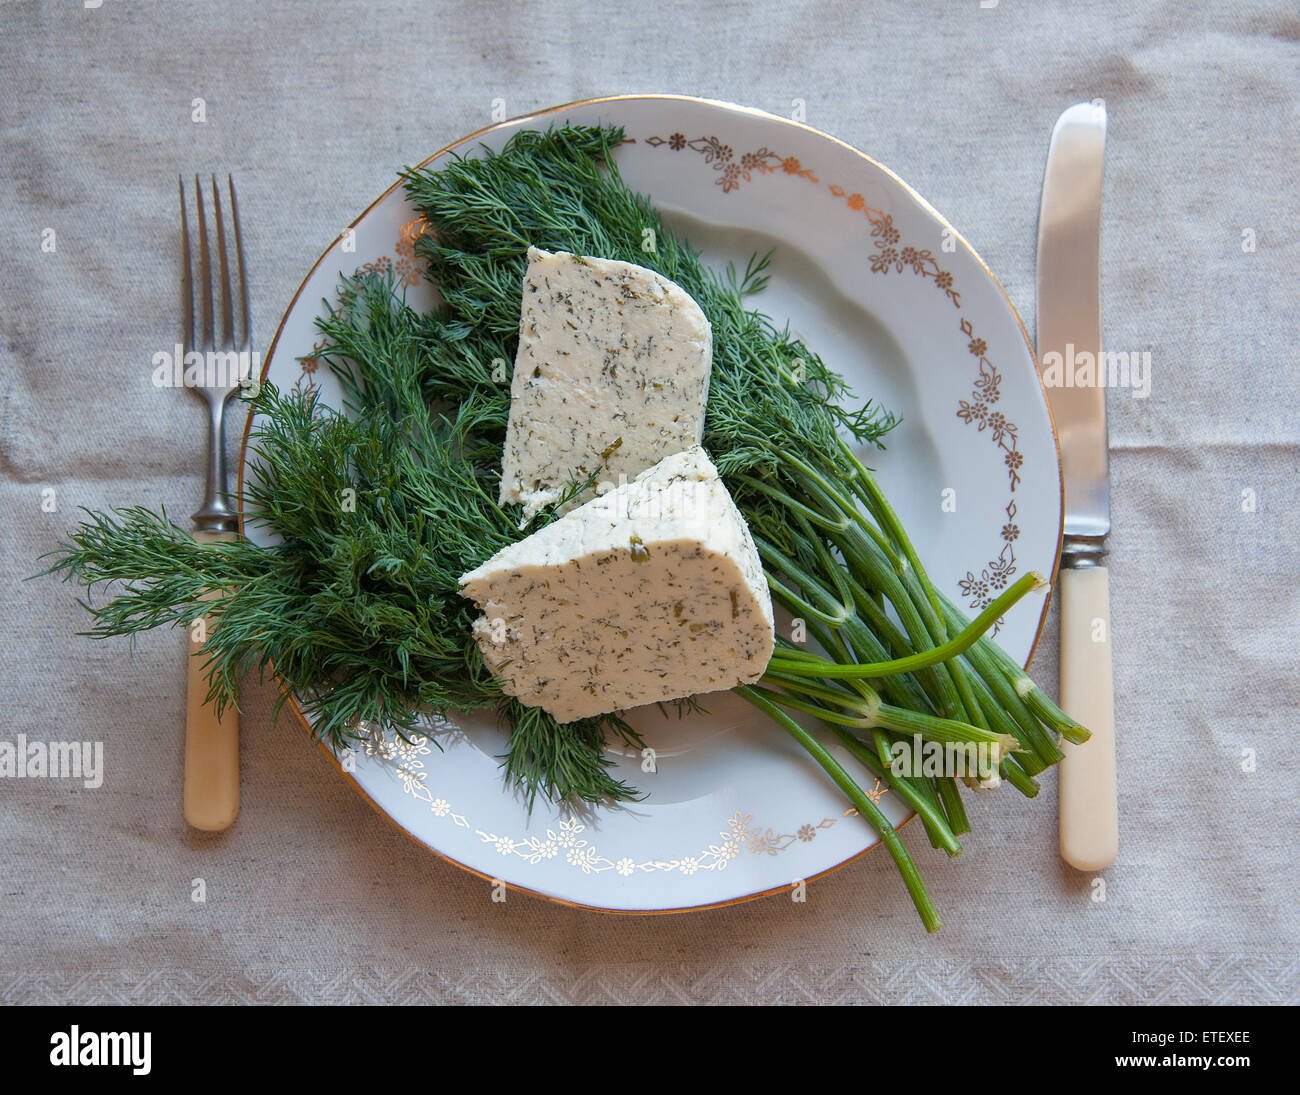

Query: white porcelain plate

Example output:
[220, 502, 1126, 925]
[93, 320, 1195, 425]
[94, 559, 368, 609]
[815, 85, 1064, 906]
[241, 96, 1061, 912]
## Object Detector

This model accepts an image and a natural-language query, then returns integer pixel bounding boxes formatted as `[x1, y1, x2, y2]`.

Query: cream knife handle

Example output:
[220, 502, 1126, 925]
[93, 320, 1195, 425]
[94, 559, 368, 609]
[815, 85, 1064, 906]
[184, 528, 239, 831]
[1057, 565, 1117, 870]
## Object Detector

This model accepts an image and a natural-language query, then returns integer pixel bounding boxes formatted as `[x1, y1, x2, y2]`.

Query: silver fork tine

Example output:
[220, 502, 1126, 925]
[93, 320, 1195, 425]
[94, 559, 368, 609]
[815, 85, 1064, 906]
[211, 174, 235, 349]
[183, 172, 249, 532]
[178, 177, 195, 354]
[194, 174, 215, 351]
[227, 176, 252, 353]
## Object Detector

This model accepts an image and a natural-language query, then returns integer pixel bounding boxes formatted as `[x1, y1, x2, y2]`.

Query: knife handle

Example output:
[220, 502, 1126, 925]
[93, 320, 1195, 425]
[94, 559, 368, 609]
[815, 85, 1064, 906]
[184, 528, 239, 831]
[1057, 565, 1117, 870]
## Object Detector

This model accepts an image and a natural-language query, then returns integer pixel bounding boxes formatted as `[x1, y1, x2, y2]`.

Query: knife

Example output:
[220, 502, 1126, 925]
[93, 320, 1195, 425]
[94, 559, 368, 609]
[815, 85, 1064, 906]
[1035, 101, 1118, 871]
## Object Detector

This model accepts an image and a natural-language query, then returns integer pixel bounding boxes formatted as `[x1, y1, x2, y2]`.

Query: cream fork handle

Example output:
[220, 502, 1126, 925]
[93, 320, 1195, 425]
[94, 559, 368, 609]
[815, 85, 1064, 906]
[1057, 565, 1118, 870]
[184, 528, 239, 831]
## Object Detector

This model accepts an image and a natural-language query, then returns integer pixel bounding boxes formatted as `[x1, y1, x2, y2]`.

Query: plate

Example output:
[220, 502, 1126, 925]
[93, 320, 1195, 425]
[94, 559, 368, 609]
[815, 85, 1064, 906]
[240, 95, 1061, 912]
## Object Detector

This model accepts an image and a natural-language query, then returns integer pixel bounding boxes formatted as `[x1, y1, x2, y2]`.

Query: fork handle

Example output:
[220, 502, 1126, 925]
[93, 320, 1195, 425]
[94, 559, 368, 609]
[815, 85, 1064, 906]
[184, 528, 240, 831]
[1057, 565, 1118, 871]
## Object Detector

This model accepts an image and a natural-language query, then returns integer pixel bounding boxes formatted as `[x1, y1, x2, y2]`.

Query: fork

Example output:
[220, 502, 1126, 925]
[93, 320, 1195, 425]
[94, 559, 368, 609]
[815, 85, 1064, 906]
[178, 174, 251, 831]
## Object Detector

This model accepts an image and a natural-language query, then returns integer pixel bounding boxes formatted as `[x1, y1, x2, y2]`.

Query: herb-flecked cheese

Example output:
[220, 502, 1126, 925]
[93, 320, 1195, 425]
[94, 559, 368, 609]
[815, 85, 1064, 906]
[461, 447, 775, 724]
[499, 247, 713, 518]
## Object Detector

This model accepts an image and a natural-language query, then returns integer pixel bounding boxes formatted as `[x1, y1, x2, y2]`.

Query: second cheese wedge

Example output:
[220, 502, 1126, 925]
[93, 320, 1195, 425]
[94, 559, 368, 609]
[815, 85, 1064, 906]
[500, 247, 713, 519]
[461, 447, 774, 724]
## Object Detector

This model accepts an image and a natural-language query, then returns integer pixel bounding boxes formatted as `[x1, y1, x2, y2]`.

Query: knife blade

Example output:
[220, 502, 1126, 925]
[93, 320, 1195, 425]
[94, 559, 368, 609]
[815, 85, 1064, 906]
[1035, 101, 1118, 871]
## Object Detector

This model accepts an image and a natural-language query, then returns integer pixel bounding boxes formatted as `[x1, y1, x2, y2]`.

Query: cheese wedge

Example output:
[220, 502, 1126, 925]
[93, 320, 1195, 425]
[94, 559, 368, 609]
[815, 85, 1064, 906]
[499, 247, 712, 518]
[461, 447, 774, 723]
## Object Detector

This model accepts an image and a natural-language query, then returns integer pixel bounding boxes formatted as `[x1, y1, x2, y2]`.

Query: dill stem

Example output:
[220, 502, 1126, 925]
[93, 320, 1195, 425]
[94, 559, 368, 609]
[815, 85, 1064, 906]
[747, 685, 873, 728]
[737, 685, 942, 933]
[821, 519, 969, 721]
[874, 705, 1014, 748]
[999, 755, 1041, 797]
[764, 571, 850, 628]
[765, 571, 1043, 680]
[759, 670, 876, 713]
[786, 456, 995, 738]
[839, 439, 946, 621]
[1022, 687, 1091, 745]
[805, 615, 931, 720]
[734, 474, 850, 533]
[894, 562, 990, 731]
[831, 729, 962, 857]
[758, 672, 1014, 754]
[753, 536, 851, 625]
[935, 777, 971, 836]
[971, 672, 1059, 771]
[934, 593, 1090, 745]
[936, 598, 1074, 760]
[872, 728, 896, 767]
[828, 578, 936, 713]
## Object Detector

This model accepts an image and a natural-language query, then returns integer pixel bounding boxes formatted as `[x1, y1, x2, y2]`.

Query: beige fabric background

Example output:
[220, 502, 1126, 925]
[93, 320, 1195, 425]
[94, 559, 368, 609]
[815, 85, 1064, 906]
[1, 0, 1297, 1005]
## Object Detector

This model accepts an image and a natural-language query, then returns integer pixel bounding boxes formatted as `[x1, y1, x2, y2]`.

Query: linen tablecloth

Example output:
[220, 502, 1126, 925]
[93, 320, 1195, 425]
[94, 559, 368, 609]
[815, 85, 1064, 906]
[1, 0, 1297, 1004]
